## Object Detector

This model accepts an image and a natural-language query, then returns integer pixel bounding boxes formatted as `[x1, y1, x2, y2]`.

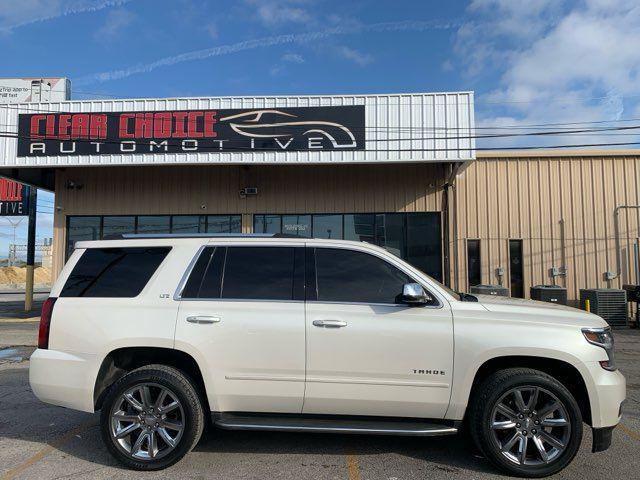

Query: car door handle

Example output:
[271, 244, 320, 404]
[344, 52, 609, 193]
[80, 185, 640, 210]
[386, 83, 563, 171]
[186, 315, 221, 324]
[312, 320, 347, 328]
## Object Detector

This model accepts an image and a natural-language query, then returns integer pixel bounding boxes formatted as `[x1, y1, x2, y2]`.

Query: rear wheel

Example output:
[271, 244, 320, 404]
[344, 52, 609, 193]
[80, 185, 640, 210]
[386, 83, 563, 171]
[469, 368, 583, 477]
[100, 365, 204, 470]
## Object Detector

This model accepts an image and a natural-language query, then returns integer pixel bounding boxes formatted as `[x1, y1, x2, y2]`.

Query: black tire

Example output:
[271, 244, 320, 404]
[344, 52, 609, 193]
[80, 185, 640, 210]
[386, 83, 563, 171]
[100, 364, 205, 470]
[468, 368, 583, 478]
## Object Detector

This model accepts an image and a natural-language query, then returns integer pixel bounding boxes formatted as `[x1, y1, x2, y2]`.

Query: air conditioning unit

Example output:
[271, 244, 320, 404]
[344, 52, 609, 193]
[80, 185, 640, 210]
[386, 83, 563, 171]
[530, 285, 567, 305]
[470, 284, 509, 297]
[579, 289, 627, 327]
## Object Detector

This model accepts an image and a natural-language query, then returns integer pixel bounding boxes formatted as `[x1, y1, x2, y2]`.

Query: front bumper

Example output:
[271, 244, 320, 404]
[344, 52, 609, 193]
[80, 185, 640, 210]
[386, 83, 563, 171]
[29, 348, 97, 413]
[585, 362, 625, 429]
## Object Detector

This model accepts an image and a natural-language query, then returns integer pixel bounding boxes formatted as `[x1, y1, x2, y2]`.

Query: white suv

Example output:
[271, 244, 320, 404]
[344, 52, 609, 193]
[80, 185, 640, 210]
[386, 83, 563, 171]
[30, 234, 625, 477]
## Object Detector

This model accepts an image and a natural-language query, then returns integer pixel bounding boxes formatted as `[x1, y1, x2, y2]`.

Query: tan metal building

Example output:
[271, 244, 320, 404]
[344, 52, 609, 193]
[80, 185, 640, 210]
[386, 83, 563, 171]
[0, 93, 638, 314]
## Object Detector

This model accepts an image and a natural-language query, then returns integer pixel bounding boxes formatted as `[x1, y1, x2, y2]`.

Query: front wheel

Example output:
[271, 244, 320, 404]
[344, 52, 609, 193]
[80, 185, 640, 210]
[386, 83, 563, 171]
[100, 365, 204, 470]
[469, 368, 583, 478]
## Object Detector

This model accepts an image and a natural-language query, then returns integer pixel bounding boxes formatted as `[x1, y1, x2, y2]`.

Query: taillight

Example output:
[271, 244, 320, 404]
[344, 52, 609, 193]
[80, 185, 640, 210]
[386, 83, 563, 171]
[38, 297, 57, 349]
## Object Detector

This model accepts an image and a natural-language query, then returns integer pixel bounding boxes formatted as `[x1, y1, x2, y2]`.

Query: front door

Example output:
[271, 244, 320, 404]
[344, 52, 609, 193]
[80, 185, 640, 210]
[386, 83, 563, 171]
[303, 245, 454, 419]
[175, 244, 306, 414]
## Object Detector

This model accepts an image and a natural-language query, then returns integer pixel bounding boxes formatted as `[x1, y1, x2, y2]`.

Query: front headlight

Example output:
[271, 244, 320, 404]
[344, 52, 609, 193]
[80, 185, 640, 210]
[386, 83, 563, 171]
[582, 327, 617, 371]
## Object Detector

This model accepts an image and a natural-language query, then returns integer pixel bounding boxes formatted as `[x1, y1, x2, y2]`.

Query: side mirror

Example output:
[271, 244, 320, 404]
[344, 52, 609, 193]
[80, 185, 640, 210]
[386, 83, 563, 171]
[399, 283, 433, 305]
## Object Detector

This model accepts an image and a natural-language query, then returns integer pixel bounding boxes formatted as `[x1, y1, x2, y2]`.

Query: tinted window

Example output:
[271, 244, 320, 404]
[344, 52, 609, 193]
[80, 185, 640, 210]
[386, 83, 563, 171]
[222, 247, 297, 300]
[282, 215, 311, 237]
[61, 247, 171, 297]
[171, 216, 201, 233]
[312, 215, 342, 239]
[406, 213, 442, 281]
[66, 216, 101, 259]
[137, 216, 171, 234]
[206, 215, 242, 233]
[315, 248, 412, 304]
[182, 246, 227, 299]
[102, 216, 135, 239]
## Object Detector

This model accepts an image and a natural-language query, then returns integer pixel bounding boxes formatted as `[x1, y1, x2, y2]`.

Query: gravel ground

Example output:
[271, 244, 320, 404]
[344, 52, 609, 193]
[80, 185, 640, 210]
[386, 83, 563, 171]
[0, 326, 638, 480]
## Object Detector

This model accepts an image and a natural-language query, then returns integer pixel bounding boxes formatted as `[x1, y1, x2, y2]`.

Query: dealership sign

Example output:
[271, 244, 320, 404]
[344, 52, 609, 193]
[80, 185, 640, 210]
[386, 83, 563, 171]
[0, 179, 30, 216]
[17, 106, 365, 156]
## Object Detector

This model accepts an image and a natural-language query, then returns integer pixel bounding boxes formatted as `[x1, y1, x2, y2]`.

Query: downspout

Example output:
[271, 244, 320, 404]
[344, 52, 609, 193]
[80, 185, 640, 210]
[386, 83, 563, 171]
[607, 205, 640, 283]
[443, 162, 463, 288]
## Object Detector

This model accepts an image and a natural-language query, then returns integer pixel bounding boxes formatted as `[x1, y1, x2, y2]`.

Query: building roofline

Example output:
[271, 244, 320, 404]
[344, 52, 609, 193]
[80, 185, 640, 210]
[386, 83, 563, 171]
[478, 149, 640, 158]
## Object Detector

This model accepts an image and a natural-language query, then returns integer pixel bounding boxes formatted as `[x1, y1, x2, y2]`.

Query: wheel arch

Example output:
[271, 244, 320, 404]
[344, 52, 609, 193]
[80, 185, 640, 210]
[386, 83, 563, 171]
[466, 355, 592, 426]
[94, 346, 209, 413]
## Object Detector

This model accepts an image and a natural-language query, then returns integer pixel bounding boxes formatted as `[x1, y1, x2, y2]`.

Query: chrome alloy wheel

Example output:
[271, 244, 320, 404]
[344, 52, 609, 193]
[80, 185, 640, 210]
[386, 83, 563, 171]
[109, 383, 185, 461]
[489, 386, 571, 466]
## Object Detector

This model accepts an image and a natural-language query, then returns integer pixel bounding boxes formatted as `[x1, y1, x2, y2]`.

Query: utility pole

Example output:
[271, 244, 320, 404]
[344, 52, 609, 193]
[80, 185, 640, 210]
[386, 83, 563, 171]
[25, 187, 37, 312]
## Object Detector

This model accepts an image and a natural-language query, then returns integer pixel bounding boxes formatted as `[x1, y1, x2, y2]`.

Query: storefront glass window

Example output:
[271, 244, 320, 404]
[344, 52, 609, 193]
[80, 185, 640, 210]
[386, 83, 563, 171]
[255, 213, 443, 281]
[281, 215, 312, 237]
[66, 216, 101, 258]
[375, 213, 405, 258]
[312, 215, 342, 239]
[206, 215, 242, 233]
[137, 216, 171, 234]
[254, 215, 281, 234]
[66, 214, 242, 260]
[344, 214, 375, 243]
[102, 216, 135, 239]
[171, 216, 201, 234]
[406, 213, 442, 281]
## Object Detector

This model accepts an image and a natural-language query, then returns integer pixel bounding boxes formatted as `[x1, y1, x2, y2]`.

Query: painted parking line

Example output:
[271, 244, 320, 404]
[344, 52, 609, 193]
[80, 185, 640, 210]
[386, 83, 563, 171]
[0, 420, 96, 480]
[619, 423, 640, 442]
[346, 454, 361, 480]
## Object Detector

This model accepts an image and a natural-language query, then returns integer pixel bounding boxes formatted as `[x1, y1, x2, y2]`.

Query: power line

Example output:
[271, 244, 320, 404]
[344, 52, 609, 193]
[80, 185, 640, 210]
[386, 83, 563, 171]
[2, 102, 640, 130]
[1, 130, 640, 152]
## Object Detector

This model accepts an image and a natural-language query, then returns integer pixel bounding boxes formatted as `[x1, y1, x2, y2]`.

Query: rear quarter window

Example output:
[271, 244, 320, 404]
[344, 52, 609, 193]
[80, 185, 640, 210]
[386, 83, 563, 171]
[60, 247, 171, 298]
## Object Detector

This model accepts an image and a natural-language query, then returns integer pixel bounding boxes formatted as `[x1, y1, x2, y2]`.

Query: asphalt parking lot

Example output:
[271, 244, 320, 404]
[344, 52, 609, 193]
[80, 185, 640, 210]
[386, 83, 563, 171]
[1, 321, 639, 480]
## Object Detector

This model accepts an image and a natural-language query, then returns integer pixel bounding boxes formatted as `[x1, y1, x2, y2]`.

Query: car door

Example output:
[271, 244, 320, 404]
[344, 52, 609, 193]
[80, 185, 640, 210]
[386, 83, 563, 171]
[175, 243, 306, 414]
[303, 245, 454, 419]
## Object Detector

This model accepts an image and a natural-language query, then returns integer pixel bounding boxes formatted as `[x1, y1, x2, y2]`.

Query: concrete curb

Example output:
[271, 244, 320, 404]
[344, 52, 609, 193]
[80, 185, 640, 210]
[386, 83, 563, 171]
[0, 317, 39, 323]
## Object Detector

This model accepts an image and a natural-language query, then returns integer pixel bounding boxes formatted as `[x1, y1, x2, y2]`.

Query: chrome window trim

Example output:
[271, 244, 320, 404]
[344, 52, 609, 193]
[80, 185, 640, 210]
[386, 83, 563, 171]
[306, 299, 443, 309]
[173, 244, 207, 300]
[178, 298, 305, 304]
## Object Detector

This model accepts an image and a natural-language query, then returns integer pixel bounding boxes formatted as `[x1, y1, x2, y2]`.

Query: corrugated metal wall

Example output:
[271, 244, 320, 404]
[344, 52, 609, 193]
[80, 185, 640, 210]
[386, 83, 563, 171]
[0, 92, 474, 167]
[450, 153, 640, 305]
[52, 163, 447, 274]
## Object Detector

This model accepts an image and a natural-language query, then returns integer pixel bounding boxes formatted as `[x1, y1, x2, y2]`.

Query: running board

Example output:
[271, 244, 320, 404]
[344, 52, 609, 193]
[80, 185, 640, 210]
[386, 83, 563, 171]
[213, 413, 458, 437]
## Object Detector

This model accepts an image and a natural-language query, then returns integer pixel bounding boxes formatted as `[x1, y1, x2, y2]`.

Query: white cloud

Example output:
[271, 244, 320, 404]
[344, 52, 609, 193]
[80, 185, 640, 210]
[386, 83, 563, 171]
[454, 0, 640, 148]
[244, 0, 311, 27]
[94, 8, 134, 40]
[0, 0, 135, 33]
[76, 20, 455, 84]
[281, 52, 304, 63]
[335, 45, 373, 66]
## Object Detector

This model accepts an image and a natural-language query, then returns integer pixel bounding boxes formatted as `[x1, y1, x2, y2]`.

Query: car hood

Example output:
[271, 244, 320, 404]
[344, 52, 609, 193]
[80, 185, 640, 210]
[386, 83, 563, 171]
[471, 294, 609, 328]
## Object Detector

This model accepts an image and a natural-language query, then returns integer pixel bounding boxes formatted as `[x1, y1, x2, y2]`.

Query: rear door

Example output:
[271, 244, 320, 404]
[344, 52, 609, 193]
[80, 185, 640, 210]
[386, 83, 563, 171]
[175, 243, 306, 414]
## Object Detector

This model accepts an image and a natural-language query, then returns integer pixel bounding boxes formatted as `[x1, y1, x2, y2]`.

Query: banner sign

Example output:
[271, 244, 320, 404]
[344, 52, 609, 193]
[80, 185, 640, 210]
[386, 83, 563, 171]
[0, 179, 30, 216]
[17, 106, 365, 157]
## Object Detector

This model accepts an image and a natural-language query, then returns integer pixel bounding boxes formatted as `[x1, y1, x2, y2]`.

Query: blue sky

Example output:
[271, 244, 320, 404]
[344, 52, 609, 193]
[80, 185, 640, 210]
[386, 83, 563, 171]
[0, 0, 639, 258]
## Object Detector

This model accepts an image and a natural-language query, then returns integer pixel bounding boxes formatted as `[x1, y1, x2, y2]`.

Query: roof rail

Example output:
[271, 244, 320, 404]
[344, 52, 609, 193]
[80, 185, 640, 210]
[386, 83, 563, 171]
[114, 233, 300, 240]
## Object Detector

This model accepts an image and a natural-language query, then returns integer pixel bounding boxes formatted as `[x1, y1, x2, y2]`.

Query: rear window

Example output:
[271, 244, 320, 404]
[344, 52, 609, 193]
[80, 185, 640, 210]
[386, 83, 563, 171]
[60, 247, 171, 297]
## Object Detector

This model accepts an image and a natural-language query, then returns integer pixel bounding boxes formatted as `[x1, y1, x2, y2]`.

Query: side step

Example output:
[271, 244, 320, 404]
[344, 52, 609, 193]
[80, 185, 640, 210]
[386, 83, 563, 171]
[213, 413, 458, 437]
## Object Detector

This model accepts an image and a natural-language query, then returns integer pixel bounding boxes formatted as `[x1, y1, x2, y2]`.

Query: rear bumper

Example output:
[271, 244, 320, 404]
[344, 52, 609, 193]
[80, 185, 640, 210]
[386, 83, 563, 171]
[29, 348, 96, 413]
